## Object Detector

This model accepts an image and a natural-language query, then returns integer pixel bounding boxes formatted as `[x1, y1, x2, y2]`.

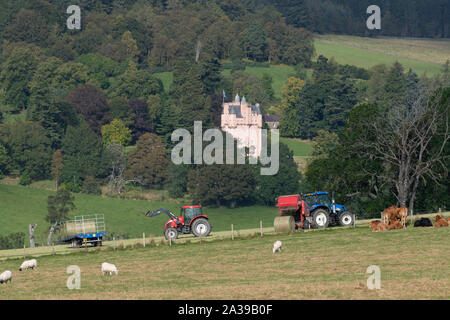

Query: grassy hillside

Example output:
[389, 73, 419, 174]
[279, 137, 312, 157]
[314, 35, 448, 76]
[316, 34, 450, 66]
[0, 184, 277, 244]
[1, 226, 448, 299]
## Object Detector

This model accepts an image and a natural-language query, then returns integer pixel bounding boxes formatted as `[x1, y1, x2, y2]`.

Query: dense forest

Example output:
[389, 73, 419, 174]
[0, 0, 449, 219]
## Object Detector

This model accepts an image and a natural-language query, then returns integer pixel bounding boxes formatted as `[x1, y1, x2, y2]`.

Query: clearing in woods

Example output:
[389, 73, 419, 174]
[0, 226, 448, 299]
[314, 35, 449, 76]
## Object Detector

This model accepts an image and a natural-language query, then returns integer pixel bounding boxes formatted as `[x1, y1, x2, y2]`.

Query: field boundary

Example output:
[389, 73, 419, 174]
[1, 211, 447, 261]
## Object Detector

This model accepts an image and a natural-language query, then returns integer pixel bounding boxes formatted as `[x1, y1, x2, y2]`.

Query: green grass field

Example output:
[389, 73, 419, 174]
[1, 225, 448, 299]
[153, 71, 173, 92]
[0, 184, 277, 245]
[314, 35, 447, 76]
[316, 34, 450, 66]
[279, 137, 312, 157]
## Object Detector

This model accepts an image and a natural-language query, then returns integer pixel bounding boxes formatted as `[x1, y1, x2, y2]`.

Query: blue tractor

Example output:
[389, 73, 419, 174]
[301, 192, 353, 228]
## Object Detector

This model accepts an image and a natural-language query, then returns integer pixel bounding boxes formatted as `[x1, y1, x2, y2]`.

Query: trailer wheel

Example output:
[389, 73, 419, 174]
[339, 212, 353, 226]
[312, 209, 330, 228]
[191, 218, 211, 237]
[165, 227, 178, 240]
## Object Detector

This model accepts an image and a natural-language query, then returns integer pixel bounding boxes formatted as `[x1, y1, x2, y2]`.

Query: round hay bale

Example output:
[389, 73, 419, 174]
[274, 216, 295, 233]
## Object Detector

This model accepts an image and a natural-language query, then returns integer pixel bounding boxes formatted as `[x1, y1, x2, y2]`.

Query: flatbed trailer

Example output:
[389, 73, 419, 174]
[60, 214, 106, 248]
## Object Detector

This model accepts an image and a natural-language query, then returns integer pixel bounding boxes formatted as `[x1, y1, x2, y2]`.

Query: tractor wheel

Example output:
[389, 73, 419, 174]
[339, 212, 354, 227]
[312, 209, 330, 229]
[191, 218, 211, 238]
[165, 227, 179, 240]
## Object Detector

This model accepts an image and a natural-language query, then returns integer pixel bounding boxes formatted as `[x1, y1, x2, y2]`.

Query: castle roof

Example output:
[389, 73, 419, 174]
[251, 105, 261, 115]
[228, 105, 243, 118]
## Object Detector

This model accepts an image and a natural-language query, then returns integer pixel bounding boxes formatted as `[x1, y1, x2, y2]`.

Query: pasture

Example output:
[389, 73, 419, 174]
[0, 225, 448, 299]
[279, 137, 313, 157]
[314, 35, 446, 76]
[0, 184, 277, 243]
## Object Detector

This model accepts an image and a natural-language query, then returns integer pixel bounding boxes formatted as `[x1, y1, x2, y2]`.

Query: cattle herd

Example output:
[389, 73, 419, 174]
[370, 205, 449, 232]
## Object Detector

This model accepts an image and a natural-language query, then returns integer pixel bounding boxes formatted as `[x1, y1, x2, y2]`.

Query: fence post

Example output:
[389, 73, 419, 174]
[52, 243, 55, 256]
[23, 244, 26, 259]
[113, 236, 116, 251]
[143, 233, 146, 247]
[260, 220, 263, 237]
[169, 237, 172, 246]
[410, 208, 414, 226]
[231, 224, 234, 240]
[200, 227, 202, 244]
[353, 213, 356, 228]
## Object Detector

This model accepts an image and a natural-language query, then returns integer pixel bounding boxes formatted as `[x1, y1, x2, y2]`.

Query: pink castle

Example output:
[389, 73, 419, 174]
[221, 94, 263, 158]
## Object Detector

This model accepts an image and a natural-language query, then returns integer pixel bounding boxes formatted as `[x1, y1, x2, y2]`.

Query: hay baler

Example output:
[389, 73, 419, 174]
[274, 194, 312, 232]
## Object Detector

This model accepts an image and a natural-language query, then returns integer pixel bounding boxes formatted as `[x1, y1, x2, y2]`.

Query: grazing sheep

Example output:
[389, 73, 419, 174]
[414, 218, 433, 227]
[19, 259, 37, 271]
[101, 262, 118, 276]
[272, 240, 282, 253]
[369, 220, 388, 232]
[0, 270, 12, 284]
[434, 215, 449, 227]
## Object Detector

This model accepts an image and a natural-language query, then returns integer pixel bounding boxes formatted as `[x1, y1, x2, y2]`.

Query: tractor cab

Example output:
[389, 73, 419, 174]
[303, 192, 332, 209]
[180, 205, 203, 224]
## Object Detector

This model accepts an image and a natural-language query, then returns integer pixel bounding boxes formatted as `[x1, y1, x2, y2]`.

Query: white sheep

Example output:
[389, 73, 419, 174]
[19, 259, 37, 271]
[273, 240, 282, 253]
[101, 262, 118, 276]
[0, 270, 12, 284]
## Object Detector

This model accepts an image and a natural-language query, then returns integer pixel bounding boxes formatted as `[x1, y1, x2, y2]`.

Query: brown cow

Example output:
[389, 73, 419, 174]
[370, 220, 388, 232]
[434, 215, 449, 227]
[387, 220, 403, 230]
[382, 206, 402, 224]
[398, 207, 408, 227]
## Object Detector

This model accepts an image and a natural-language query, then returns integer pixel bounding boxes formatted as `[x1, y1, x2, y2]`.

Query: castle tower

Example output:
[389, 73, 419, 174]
[221, 95, 263, 158]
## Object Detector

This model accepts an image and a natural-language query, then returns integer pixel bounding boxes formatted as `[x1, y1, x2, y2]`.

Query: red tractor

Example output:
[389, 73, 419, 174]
[145, 205, 212, 240]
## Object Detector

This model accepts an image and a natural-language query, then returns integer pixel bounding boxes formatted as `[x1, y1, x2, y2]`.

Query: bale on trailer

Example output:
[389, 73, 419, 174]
[274, 216, 295, 233]
[60, 221, 96, 239]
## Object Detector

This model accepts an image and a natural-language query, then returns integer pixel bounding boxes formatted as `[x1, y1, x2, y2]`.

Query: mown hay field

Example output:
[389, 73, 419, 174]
[314, 37, 445, 76]
[1, 225, 448, 300]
